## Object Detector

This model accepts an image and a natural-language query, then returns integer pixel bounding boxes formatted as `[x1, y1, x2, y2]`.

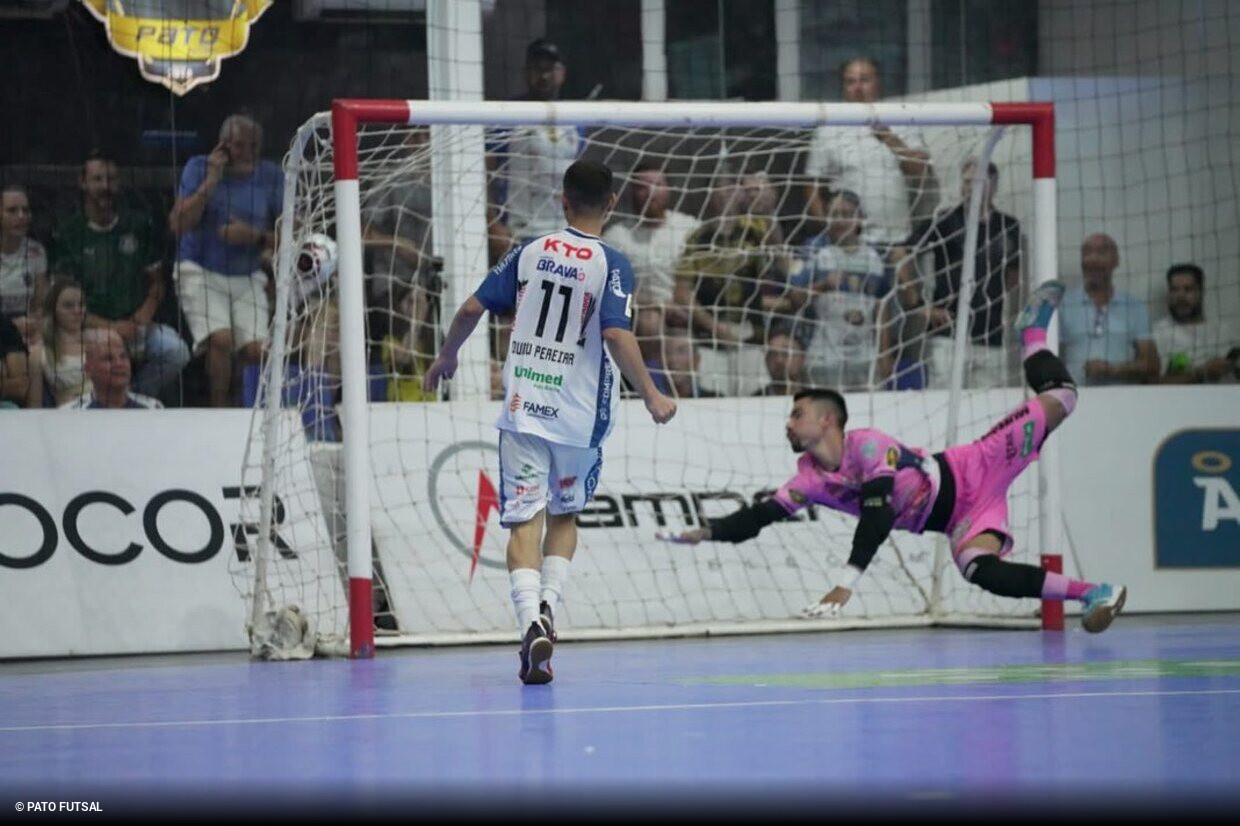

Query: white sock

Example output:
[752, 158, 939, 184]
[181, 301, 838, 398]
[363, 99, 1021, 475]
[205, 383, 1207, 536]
[509, 568, 541, 633]
[540, 555, 572, 618]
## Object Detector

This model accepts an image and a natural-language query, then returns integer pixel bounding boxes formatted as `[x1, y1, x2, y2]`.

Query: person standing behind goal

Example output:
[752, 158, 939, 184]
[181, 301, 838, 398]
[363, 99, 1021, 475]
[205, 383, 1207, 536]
[424, 159, 678, 685]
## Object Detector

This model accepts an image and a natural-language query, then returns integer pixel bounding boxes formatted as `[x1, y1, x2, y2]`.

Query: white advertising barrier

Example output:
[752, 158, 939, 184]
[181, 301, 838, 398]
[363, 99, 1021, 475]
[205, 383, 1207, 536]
[367, 389, 1041, 640]
[1056, 385, 1240, 613]
[0, 410, 338, 659]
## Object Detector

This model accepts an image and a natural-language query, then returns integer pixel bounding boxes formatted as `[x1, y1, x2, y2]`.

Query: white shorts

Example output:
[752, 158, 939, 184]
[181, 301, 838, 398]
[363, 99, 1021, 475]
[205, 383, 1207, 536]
[498, 429, 603, 527]
[175, 260, 270, 353]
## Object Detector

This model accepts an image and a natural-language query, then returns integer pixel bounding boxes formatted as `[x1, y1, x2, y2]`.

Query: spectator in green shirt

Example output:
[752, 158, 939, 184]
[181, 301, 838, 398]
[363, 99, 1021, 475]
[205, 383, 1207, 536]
[50, 151, 189, 401]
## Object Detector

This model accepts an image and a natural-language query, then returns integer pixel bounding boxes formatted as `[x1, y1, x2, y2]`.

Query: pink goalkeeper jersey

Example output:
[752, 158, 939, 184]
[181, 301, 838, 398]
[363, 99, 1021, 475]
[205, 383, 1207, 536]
[772, 428, 941, 533]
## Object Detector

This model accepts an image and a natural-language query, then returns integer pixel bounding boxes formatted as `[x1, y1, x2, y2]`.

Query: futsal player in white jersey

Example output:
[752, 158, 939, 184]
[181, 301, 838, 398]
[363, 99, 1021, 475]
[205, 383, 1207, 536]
[425, 159, 678, 684]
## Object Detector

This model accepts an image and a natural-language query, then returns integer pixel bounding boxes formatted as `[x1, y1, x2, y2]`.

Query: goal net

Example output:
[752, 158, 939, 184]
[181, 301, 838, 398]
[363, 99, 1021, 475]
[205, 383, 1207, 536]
[234, 99, 1057, 658]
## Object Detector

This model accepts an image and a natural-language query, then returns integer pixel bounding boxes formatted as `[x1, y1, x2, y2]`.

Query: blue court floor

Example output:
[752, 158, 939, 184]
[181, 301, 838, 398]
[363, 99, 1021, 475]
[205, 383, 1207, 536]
[2, 614, 1239, 818]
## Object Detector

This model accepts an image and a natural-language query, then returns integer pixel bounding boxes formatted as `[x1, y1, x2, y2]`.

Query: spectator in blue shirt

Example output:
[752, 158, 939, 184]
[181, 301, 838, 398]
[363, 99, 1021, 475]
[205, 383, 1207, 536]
[1058, 233, 1158, 385]
[168, 113, 282, 406]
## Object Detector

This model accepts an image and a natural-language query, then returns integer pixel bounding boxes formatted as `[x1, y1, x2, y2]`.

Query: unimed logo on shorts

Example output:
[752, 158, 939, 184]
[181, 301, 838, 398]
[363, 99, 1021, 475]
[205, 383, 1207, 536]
[1153, 429, 1240, 568]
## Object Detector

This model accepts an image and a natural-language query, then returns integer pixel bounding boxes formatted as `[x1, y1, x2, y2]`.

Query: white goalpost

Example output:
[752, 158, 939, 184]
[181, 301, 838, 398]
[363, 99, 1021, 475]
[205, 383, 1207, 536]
[235, 98, 1058, 659]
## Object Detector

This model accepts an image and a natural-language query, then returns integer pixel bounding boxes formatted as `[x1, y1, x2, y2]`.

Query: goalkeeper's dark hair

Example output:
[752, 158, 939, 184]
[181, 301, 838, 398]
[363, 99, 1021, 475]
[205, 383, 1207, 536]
[794, 388, 848, 428]
[563, 159, 614, 214]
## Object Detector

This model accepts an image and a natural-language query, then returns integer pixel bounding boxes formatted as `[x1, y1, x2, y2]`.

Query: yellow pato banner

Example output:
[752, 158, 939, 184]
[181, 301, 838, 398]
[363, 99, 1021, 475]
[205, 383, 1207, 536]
[82, 1, 272, 96]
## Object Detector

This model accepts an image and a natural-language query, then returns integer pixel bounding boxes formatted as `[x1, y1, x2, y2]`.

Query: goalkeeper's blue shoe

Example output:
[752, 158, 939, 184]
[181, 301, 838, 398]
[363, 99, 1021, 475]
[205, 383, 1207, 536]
[519, 618, 554, 685]
[1016, 280, 1066, 333]
[1081, 583, 1127, 633]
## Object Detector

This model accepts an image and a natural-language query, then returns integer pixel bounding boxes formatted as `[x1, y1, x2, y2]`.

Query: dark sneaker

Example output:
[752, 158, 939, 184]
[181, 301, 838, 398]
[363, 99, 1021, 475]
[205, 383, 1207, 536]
[539, 600, 557, 643]
[1081, 583, 1127, 633]
[518, 618, 554, 685]
[1016, 279, 1066, 333]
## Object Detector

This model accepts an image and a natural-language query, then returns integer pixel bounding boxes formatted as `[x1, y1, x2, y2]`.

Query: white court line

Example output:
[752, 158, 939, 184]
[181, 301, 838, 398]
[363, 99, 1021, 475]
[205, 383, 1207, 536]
[3, 687, 1239, 735]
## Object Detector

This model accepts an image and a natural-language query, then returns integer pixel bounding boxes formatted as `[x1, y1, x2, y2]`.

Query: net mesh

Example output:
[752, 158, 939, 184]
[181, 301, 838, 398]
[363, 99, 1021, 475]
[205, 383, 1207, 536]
[233, 107, 1044, 653]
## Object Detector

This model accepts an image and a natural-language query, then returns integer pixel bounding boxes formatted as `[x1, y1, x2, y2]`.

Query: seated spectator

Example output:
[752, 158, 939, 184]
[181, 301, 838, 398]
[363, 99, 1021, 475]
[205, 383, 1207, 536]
[753, 328, 806, 397]
[788, 190, 890, 391]
[168, 113, 282, 406]
[29, 278, 90, 406]
[1, 312, 38, 408]
[673, 168, 789, 394]
[673, 168, 787, 348]
[1, 184, 49, 343]
[62, 327, 162, 409]
[647, 331, 720, 399]
[910, 159, 1021, 390]
[1152, 263, 1239, 384]
[51, 150, 189, 401]
[602, 160, 698, 357]
[876, 273, 930, 391]
[381, 281, 440, 402]
[1059, 233, 1158, 385]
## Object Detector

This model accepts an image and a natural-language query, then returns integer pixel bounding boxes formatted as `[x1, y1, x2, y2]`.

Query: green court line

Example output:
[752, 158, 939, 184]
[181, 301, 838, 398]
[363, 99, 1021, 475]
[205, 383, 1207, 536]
[681, 659, 1240, 689]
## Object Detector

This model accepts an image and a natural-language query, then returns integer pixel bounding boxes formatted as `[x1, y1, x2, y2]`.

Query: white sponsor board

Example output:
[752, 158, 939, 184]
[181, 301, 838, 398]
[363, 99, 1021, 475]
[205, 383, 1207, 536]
[4, 387, 1234, 659]
[1056, 386, 1240, 612]
[0, 410, 338, 658]
[367, 389, 1040, 639]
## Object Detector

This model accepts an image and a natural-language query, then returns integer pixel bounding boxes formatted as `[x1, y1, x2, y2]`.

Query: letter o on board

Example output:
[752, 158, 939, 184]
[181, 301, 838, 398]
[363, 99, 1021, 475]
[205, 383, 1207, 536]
[145, 489, 224, 563]
[0, 493, 57, 569]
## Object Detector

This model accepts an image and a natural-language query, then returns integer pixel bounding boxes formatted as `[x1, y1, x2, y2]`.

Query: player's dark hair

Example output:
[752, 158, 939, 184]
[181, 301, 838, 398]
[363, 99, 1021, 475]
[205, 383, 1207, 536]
[563, 159, 614, 214]
[1166, 262, 1204, 289]
[794, 388, 848, 428]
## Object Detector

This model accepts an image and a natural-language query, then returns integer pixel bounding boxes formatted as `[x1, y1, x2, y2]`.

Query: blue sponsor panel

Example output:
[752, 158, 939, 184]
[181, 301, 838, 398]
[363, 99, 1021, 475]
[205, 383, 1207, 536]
[1153, 429, 1240, 568]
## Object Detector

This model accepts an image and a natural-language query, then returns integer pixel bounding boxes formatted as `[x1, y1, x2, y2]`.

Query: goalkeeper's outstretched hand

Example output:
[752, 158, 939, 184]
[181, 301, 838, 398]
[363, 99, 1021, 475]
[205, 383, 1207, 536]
[800, 586, 852, 619]
[656, 527, 710, 545]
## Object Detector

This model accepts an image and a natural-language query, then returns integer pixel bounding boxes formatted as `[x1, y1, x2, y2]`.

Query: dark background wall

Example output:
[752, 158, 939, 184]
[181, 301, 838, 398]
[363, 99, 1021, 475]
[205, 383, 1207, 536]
[1, 2, 430, 171]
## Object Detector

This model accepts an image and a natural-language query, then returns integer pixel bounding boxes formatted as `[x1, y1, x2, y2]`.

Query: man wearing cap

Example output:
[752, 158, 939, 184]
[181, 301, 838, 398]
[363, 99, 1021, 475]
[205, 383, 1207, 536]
[487, 39, 588, 245]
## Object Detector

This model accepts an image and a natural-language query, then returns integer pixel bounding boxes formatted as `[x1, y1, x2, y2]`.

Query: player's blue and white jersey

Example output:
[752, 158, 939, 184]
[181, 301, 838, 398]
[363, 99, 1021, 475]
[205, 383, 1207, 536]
[475, 227, 635, 449]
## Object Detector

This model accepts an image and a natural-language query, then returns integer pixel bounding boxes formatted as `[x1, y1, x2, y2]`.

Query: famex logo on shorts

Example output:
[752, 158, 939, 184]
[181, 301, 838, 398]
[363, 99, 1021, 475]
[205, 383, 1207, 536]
[1153, 429, 1240, 568]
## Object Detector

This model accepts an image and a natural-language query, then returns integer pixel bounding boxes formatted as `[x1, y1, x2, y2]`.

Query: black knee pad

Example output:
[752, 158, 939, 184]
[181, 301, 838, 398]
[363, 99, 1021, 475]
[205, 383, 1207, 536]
[1024, 349, 1077, 395]
[964, 554, 1046, 599]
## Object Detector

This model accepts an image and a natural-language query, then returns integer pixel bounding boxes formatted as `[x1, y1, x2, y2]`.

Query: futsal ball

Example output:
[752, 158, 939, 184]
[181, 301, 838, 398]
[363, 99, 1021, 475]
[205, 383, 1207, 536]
[296, 232, 338, 283]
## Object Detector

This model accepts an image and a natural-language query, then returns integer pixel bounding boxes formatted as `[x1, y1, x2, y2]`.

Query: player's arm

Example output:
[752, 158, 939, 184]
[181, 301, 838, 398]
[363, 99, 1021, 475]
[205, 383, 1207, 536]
[602, 327, 675, 424]
[424, 245, 520, 391]
[803, 475, 895, 618]
[659, 498, 791, 545]
[422, 295, 487, 391]
[601, 248, 675, 424]
[846, 475, 896, 576]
